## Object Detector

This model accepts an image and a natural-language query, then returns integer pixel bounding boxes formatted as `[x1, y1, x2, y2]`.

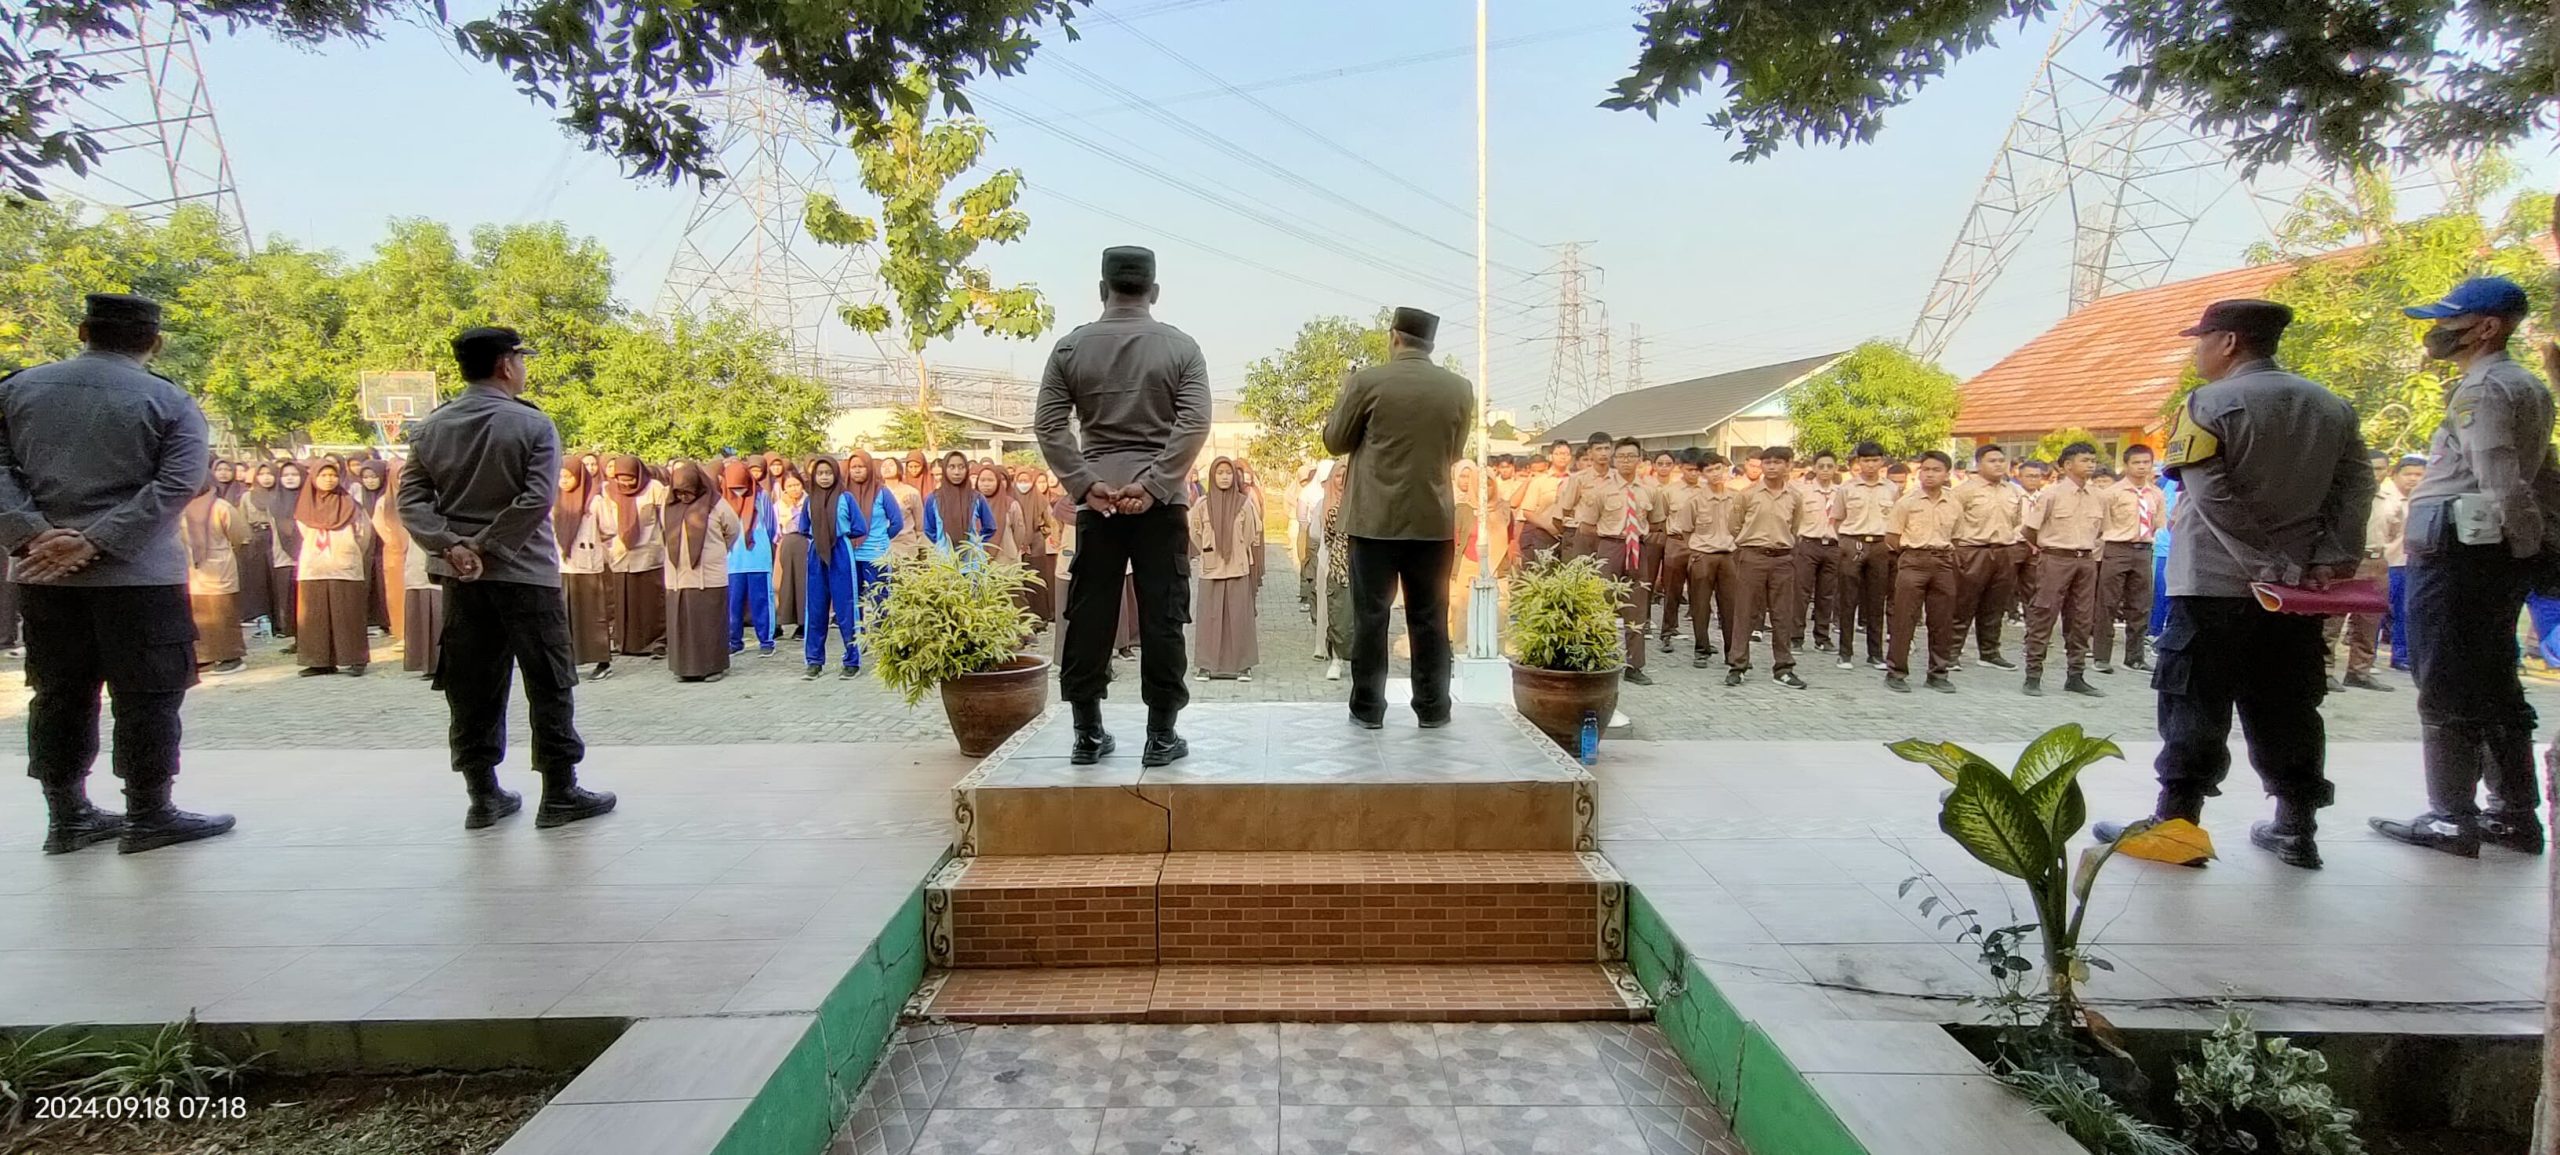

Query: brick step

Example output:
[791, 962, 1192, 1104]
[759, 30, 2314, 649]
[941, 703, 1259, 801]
[923, 851, 1628, 968]
[911, 963, 1652, 1024]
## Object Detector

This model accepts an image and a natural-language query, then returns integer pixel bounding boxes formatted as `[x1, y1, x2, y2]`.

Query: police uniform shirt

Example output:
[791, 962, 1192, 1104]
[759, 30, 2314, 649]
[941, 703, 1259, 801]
[2163, 358, 2371, 595]
[2410, 351, 2558, 555]
[398, 382, 567, 587]
[1734, 484, 1804, 549]
[1668, 485, 1738, 552]
[2025, 478, 2107, 552]
[0, 351, 212, 587]
[1889, 486, 1961, 549]
[1832, 477, 1895, 537]
[1951, 476, 2023, 546]
[2102, 481, 2167, 544]
[1033, 303, 1214, 509]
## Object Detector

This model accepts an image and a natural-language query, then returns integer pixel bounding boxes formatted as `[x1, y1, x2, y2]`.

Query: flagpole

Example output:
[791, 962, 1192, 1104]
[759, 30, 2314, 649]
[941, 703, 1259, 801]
[1468, 0, 1498, 662]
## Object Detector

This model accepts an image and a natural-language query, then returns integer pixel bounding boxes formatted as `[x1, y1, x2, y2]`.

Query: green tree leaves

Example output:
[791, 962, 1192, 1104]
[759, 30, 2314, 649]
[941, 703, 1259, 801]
[1783, 341, 1961, 459]
[1238, 313, 1394, 483]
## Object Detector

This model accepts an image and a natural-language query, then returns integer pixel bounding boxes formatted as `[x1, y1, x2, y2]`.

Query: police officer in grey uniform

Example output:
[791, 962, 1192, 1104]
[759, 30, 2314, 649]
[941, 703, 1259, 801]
[2372, 277, 2556, 857]
[0, 294, 235, 854]
[1035, 247, 1212, 768]
[2091, 300, 2371, 869]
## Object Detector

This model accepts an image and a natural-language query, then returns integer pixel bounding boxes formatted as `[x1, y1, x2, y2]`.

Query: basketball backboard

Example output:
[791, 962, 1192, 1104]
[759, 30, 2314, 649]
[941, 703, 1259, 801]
[359, 371, 438, 442]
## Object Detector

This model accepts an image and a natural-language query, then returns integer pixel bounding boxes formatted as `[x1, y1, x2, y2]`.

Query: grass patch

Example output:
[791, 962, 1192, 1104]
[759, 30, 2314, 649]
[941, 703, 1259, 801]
[0, 1070, 565, 1155]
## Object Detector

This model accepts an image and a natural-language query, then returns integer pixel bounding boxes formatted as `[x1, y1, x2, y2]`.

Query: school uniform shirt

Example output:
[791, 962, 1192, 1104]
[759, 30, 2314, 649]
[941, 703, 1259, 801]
[1667, 486, 1739, 552]
[599, 486, 669, 572]
[1952, 477, 2025, 545]
[1831, 478, 1896, 537]
[2373, 487, 2410, 568]
[662, 501, 745, 590]
[1570, 472, 1646, 539]
[1797, 481, 1839, 540]
[2026, 478, 2108, 551]
[1735, 485, 1805, 549]
[724, 493, 778, 575]
[558, 498, 608, 575]
[182, 497, 251, 595]
[1889, 487, 1962, 549]
[2102, 481, 2167, 544]
[295, 506, 374, 581]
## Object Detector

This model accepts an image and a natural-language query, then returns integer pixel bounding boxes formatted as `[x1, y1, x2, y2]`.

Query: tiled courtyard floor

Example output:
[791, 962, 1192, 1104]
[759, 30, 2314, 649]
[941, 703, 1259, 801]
[829, 1021, 1739, 1155]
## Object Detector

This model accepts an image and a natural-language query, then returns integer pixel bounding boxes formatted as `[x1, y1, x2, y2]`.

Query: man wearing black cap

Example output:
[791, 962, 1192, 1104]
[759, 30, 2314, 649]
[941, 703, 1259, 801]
[2372, 277, 2558, 857]
[1035, 247, 1213, 765]
[1322, 307, 1475, 727]
[0, 293, 233, 854]
[2090, 299, 2371, 869]
[397, 326, 616, 829]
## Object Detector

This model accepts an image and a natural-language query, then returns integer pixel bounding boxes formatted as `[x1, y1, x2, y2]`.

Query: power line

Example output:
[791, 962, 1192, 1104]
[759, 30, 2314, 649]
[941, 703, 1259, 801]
[1050, 22, 1618, 123]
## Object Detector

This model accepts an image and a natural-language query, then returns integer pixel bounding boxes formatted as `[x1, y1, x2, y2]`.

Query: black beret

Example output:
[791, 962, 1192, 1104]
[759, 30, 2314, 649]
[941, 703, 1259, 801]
[2180, 299, 2293, 342]
[1101, 246, 1156, 285]
[83, 293, 161, 327]
[1390, 307, 1439, 343]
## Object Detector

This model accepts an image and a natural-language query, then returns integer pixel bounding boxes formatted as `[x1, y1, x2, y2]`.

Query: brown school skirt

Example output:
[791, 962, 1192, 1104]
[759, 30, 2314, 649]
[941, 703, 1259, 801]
[565, 570, 613, 665]
[403, 587, 442, 673]
[665, 587, 731, 680]
[610, 568, 666, 657]
[192, 592, 243, 663]
[296, 579, 369, 669]
[774, 534, 809, 629]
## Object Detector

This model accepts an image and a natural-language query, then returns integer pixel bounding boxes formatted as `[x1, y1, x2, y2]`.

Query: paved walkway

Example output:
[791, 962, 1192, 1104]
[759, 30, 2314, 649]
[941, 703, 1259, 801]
[0, 548, 2529, 749]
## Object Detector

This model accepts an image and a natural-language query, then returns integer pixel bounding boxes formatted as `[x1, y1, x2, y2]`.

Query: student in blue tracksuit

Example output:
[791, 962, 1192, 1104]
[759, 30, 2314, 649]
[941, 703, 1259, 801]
[921, 449, 997, 553]
[719, 459, 778, 655]
[797, 454, 882, 679]
[840, 451, 903, 669]
[2147, 473, 2177, 640]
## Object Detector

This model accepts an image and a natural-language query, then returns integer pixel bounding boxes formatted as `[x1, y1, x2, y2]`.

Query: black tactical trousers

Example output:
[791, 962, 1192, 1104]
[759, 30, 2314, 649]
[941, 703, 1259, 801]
[2406, 537, 2539, 816]
[436, 578, 586, 777]
[1349, 536, 1454, 725]
[2151, 596, 2334, 813]
[1061, 504, 1191, 715]
[21, 583, 195, 790]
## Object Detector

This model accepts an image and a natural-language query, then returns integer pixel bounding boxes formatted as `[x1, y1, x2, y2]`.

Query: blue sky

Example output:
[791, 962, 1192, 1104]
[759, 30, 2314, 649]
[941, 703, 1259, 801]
[141, 0, 2558, 418]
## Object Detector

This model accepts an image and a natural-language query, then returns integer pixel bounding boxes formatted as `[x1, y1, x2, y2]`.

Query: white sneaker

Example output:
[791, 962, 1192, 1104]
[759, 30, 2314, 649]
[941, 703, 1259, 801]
[1195, 672, 1209, 682]
[1239, 673, 1253, 683]
[1325, 659, 1343, 681]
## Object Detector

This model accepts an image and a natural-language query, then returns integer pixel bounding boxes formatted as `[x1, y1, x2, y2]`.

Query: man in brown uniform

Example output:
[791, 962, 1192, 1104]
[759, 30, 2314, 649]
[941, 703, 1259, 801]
[1517, 440, 1574, 559]
[2094, 444, 2167, 674]
[1668, 454, 1738, 667]
[1573, 437, 1655, 684]
[1654, 450, 1703, 653]
[1553, 436, 1610, 561]
[1831, 441, 1895, 671]
[1639, 450, 1676, 640]
[1951, 445, 2023, 671]
[1886, 450, 1963, 693]
[1796, 449, 1843, 653]
[1730, 446, 1808, 688]
[2022, 441, 2108, 696]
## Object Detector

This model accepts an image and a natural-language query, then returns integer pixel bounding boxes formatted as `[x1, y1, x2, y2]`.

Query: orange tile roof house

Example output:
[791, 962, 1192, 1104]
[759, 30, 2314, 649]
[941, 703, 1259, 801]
[1955, 261, 2294, 455]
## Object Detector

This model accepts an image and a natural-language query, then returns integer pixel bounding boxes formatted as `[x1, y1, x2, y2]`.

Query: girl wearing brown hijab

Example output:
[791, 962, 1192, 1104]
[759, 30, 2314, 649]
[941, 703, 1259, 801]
[293, 460, 375, 676]
[230, 461, 274, 630]
[771, 469, 810, 640]
[352, 459, 393, 633]
[260, 461, 306, 648]
[182, 471, 251, 673]
[975, 465, 1020, 561]
[923, 451, 995, 552]
[374, 461, 441, 675]
[658, 461, 745, 682]
[599, 454, 668, 659]
[556, 457, 614, 679]
[1015, 468, 1063, 628]
[1189, 457, 1262, 680]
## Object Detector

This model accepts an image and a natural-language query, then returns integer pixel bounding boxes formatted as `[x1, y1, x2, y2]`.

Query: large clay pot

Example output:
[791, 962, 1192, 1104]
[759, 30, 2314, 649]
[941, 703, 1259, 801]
[1509, 661, 1622, 753]
[940, 654, 1052, 757]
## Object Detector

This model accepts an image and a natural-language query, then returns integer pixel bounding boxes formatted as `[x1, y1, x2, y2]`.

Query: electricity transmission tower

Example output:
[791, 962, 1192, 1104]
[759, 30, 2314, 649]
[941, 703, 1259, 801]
[1905, 0, 2342, 362]
[660, 69, 881, 371]
[1544, 242, 1604, 417]
[1627, 323, 1644, 392]
[48, 4, 250, 246]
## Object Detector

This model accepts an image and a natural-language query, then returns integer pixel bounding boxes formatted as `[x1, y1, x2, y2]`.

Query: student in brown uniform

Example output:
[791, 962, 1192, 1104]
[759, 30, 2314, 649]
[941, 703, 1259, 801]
[1831, 441, 1895, 671]
[1885, 451, 1963, 693]
[1795, 449, 1842, 653]
[1639, 450, 1675, 631]
[2014, 459, 2051, 621]
[180, 474, 251, 675]
[1730, 446, 1808, 688]
[1654, 449, 1704, 654]
[1554, 435, 1611, 561]
[600, 455, 668, 660]
[1950, 445, 2024, 671]
[1571, 437, 1655, 684]
[2094, 444, 2167, 674]
[1515, 440, 1574, 559]
[2021, 441, 2109, 696]
[1667, 453, 1739, 668]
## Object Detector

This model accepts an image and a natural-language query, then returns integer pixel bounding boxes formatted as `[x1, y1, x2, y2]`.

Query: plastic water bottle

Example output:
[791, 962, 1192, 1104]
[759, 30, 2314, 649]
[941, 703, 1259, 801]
[1578, 711, 1600, 766]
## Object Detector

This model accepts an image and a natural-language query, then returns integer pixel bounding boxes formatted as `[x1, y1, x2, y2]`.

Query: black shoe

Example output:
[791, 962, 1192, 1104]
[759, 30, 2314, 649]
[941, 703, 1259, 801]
[2249, 820, 2323, 869]
[1070, 730, 1116, 765]
[1624, 668, 1654, 686]
[803, 664, 824, 681]
[2064, 673, 2104, 697]
[1724, 670, 1744, 687]
[2479, 812, 2547, 855]
[1348, 713, 1383, 731]
[465, 789, 524, 830]
[1885, 674, 1911, 693]
[1417, 715, 1451, 729]
[1926, 674, 1956, 694]
[536, 786, 618, 828]
[1772, 671, 1806, 689]
[840, 665, 860, 679]
[1977, 654, 2016, 670]
[1658, 638, 1674, 654]
[2022, 676, 2043, 697]
[207, 659, 246, 676]
[346, 664, 367, 678]
[297, 666, 335, 677]
[2095, 662, 2114, 675]
[120, 807, 236, 854]
[2125, 655, 2150, 672]
[590, 662, 614, 682]
[2368, 812, 2482, 858]
[42, 798, 124, 855]
[2342, 672, 2394, 692]
[1692, 654, 1715, 669]
[1142, 732, 1190, 767]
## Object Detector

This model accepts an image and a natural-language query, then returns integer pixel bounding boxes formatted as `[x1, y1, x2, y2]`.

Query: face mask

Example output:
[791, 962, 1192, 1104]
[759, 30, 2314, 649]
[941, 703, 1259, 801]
[1015, 481, 1034, 493]
[2422, 325, 2472, 361]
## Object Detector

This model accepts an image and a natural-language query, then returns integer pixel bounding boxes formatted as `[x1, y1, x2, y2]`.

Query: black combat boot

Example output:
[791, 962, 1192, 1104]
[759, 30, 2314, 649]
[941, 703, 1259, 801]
[2477, 726, 2543, 854]
[118, 776, 235, 855]
[1070, 700, 1115, 765]
[1141, 705, 1188, 768]
[2248, 797, 2322, 870]
[41, 780, 123, 855]
[534, 769, 617, 829]
[461, 765, 523, 830]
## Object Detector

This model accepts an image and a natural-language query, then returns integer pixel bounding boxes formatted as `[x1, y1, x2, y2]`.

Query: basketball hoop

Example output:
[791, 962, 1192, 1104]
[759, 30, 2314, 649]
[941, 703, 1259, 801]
[359, 370, 437, 449]
[380, 416, 406, 445]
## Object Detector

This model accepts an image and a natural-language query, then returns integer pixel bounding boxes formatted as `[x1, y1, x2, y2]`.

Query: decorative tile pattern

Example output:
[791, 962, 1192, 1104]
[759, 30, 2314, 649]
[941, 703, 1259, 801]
[1434, 1023, 1623, 1106]
[1094, 1105, 1281, 1154]
[1108, 1024, 1282, 1107]
[1158, 852, 1610, 965]
[907, 1107, 1104, 1155]
[854, 1026, 972, 1113]
[1278, 1023, 1450, 1106]
[1276, 1104, 1467, 1154]
[1451, 1105, 1655, 1154]
[939, 1024, 1127, 1109]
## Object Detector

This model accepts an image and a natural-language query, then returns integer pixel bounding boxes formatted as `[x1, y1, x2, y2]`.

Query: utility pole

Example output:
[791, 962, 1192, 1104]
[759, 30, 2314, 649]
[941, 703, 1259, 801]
[1628, 323, 1645, 391]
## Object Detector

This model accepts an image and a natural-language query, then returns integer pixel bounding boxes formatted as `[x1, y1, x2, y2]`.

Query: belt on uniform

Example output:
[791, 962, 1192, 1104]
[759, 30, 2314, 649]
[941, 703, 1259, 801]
[2366, 548, 2385, 559]
[1802, 535, 1838, 544]
[1847, 533, 1885, 542]
[2046, 547, 2095, 558]
[2105, 540, 2154, 551]
[1747, 546, 1793, 556]
[1957, 542, 2006, 549]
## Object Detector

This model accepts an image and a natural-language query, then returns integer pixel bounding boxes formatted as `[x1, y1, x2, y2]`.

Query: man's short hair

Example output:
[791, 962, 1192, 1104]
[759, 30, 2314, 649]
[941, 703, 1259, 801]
[2058, 441, 2099, 465]
[1760, 445, 1794, 464]
[1548, 440, 1572, 454]
[1586, 432, 1614, 448]
[1699, 451, 1726, 468]
[1974, 444, 2006, 463]
[1614, 437, 1643, 453]
[2020, 459, 2051, 474]
[1852, 441, 1887, 461]
[2123, 444, 2155, 464]
[1917, 450, 1952, 469]
[1811, 449, 1837, 465]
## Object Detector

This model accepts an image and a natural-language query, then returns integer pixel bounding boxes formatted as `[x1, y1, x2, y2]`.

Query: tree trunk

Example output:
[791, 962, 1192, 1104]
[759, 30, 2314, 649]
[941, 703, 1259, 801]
[915, 351, 937, 454]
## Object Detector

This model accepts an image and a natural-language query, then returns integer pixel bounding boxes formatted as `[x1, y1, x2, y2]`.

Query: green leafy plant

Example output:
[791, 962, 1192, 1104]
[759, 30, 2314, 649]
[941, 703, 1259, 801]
[2175, 1007, 2366, 1155]
[0, 1027, 105, 1128]
[1887, 724, 2135, 1026]
[862, 542, 1036, 706]
[71, 1015, 257, 1102]
[2004, 1064, 2195, 1155]
[1505, 555, 1626, 673]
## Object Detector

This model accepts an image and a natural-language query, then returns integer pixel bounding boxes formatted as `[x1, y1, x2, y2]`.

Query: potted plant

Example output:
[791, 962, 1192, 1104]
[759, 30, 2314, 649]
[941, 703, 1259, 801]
[864, 543, 1047, 756]
[1507, 554, 1626, 751]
